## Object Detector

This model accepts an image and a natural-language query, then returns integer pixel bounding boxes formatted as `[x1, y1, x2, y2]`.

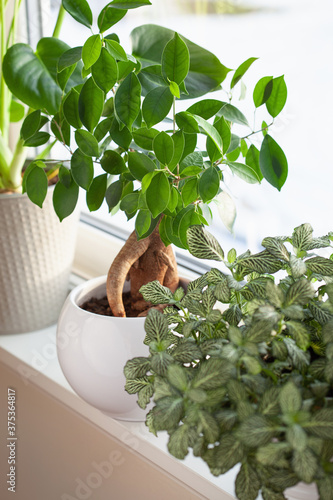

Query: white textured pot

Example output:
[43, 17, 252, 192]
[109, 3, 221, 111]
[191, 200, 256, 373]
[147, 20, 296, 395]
[0, 188, 79, 334]
[285, 482, 318, 500]
[56, 276, 149, 421]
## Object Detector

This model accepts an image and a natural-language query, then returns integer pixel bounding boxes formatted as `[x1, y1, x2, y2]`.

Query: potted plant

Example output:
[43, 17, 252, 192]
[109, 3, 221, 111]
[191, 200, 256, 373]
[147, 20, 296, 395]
[4, 0, 288, 416]
[124, 223, 333, 499]
[0, 1, 82, 334]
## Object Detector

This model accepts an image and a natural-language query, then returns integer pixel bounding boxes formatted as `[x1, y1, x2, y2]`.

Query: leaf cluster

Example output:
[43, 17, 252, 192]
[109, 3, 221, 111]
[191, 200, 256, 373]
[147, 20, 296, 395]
[4, 0, 288, 240]
[125, 223, 333, 500]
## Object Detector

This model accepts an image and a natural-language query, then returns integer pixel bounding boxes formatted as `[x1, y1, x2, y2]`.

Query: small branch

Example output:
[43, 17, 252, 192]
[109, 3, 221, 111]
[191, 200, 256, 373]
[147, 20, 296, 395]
[172, 96, 176, 134]
[241, 121, 274, 141]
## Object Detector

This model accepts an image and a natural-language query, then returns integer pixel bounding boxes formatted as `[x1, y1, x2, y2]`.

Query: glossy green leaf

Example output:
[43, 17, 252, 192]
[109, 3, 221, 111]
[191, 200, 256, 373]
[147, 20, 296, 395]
[131, 24, 230, 98]
[109, 0, 151, 8]
[86, 173, 107, 211]
[174, 207, 204, 248]
[235, 463, 260, 500]
[186, 99, 223, 119]
[217, 102, 249, 127]
[266, 75, 287, 118]
[104, 39, 128, 62]
[231, 57, 258, 89]
[182, 178, 198, 206]
[62, 0, 93, 28]
[169, 81, 180, 99]
[24, 132, 50, 147]
[135, 209, 152, 238]
[206, 116, 230, 162]
[115, 72, 141, 129]
[71, 148, 94, 190]
[169, 130, 185, 170]
[146, 171, 170, 218]
[133, 127, 159, 150]
[21, 110, 41, 141]
[175, 112, 199, 134]
[198, 166, 220, 203]
[193, 114, 223, 154]
[53, 178, 79, 221]
[63, 88, 82, 129]
[142, 86, 173, 128]
[153, 131, 174, 165]
[106, 180, 123, 210]
[58, 165, 72, 188]
[97, 5, 127, 32]
[259, 134, 288, 191]
[110, 119, 132, 149]
[51, 113, 70, 146]
[75, 129, 99, 157]
[128, 151, 156, 180]
[82, 35, 102, 69]
[120, 192, 139, 214]
[253, 76, 273, 107]
[162, 32, 190, 85]
[225, 161, 261, 184]
[3, 44, 62, 114]
[25, 166, 48, 208]
[246, 144, 263, 181]
[58, 46, 82, 72]
[79, 77, 104, 132]
[92, 48, 118, 93]
[101, 150, 126, 174]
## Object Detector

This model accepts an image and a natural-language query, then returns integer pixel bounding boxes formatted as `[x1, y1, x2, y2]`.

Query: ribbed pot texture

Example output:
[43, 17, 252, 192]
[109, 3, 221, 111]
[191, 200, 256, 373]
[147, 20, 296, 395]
[0, 188, 79, 334]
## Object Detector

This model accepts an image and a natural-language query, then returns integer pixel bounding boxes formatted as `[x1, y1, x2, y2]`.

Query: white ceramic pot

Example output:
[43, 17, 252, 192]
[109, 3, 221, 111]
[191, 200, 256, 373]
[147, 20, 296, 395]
[57, 276, 149, 421]
[285, 482, 318, 500]
[0, 188, 79, 334]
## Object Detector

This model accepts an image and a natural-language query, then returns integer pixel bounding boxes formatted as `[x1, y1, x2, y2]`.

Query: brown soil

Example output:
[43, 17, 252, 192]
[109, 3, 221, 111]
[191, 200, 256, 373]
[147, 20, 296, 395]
[80, 293, 149, 318]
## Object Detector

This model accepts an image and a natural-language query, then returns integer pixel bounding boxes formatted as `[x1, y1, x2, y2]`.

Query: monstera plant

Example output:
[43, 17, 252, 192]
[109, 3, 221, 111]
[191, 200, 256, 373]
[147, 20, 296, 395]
[125, 223, 333, 500]
[3, 0, 289, 317]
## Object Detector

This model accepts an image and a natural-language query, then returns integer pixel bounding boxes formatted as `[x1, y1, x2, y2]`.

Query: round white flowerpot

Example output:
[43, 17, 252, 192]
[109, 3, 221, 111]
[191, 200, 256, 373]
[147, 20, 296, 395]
[285, 482, 318, 500]
[57, 275, 150, 421]
[0, 188, 79, 334]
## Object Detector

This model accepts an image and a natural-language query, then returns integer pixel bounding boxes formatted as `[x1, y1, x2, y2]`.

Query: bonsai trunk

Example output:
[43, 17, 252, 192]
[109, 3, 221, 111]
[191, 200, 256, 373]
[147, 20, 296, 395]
[106, 224, 179, 317]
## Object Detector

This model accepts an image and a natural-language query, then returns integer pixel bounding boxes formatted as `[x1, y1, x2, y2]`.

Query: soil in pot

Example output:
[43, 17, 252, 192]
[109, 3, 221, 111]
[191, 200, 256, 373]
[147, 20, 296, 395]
[81, 293, 142, 317]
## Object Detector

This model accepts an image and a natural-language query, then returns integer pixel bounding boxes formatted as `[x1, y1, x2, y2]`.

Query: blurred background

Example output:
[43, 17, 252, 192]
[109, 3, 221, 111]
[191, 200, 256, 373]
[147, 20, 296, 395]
[25, 0, 333, 254]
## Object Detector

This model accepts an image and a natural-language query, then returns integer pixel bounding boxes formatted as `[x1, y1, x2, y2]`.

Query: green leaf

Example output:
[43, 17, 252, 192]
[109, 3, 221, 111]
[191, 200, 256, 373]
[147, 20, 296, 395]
[144, 308, 169, 345]
[86, 173, 107, 211]
[237, 415, 275, 447]
[109, 0, 151, 8]
[285, 279, 315, 306]
[192, 358, 233, 389]
[266, 75, 287, 118]
[239, 250, 283, 275]
[58, 46, 82, 71]
[279, 381, 302, 414]
[182, 178, 198, 206]
[92, 48, 118, 92]
[21, 110, 41, 141]
[105, 180, 123, 210]
[82, 34, 102, 69]
[169, 81, 180, 98]
[120, 192, 139, 214]
[206, 116, 231, 162]
[169, 130, 185, 170]
[10, 100, 25, 122]
[259, 134, 288, 191]
[292, 448, 318, 483]
[217, 102, 249, 127]
[235, 463, 260, 500]
[193, 114, 223, 153]
[215, 434, 245, 474]
[110, 119, 132, 149]
[104, 39, 128, 62]
[146, 172, 170, 218]
[245, 144, 263, 181]
[304, 409, 333, 439]
[151, 397, 183, 431]
[225, 161, 260, 184]
[25, 165, 48, 208]
[124, 357, 150, 379]
[261, 236, 289, 261]
[231, 57, 258, 89]
[175, 111, 199, 134]
[131, 24, 230, 98]
[306, 256, 333, 276]
[79, 77, 104, 132]
[253, 76, 273, 107]
[63, 89, 82, 128]
[97, 5, 127, 32]
[142, 86, 173, 128]
[135, 210, 152, 238]
[262, 488, 286, 500]
[128, 151, 155, 180]
[153, 131, 174, 165]
[133, 127, 159, 150]
[71, 148, 94, 190]
[198, 166, 220, 202]
[140, 280, 174, 304]
[187, 225, 224, 261]
[187, 99, 223, 120]
[62, 0, 93, 28]
[101, 150, 126, 174]
[167, 425, 190, 460]
[24, 132, 50, 147]
[162, 32, 190, 85]
[318, 476, 333, 500]
[53, 177, 79, 221]
[75, 129, 99, 157]
[115, 72, 141, 129]
[3, 44, 62, 114]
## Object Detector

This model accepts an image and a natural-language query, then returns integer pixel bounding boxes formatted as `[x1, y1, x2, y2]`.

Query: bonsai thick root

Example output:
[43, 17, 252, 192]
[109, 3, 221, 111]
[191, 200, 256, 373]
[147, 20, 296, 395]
[106, 227, 179, 317]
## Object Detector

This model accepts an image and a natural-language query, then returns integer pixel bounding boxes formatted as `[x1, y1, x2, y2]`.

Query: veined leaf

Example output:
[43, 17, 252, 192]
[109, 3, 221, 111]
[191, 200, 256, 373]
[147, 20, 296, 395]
[142, 86, 173, 128]
[153, 131, 174, 165]
[306, 256, 333, 277]
[198, 166, 220, 202]
[115, 72, 141, 129]
[235, 463, 260, 500]
[92, 48, 118, 93]
[259, 134, 288, 191]
[187, 225, 224, 261]
[162, 32, 190, 85]
[82, 34, 102, 69]
[225, 161, 260, 184]
[266, 75, 287, 118]
[146, 171, 170, 218]
[97, 5, 127, 32]
[79, 77, 104, 132]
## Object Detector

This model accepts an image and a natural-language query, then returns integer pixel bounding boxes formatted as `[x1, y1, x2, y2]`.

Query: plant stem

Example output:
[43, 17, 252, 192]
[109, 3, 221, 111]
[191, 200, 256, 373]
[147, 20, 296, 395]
[173, 96, 176, 134]
[52, 4, 66, 38]
[0, 0, 9, 142]
[8, 137, 27, 189]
